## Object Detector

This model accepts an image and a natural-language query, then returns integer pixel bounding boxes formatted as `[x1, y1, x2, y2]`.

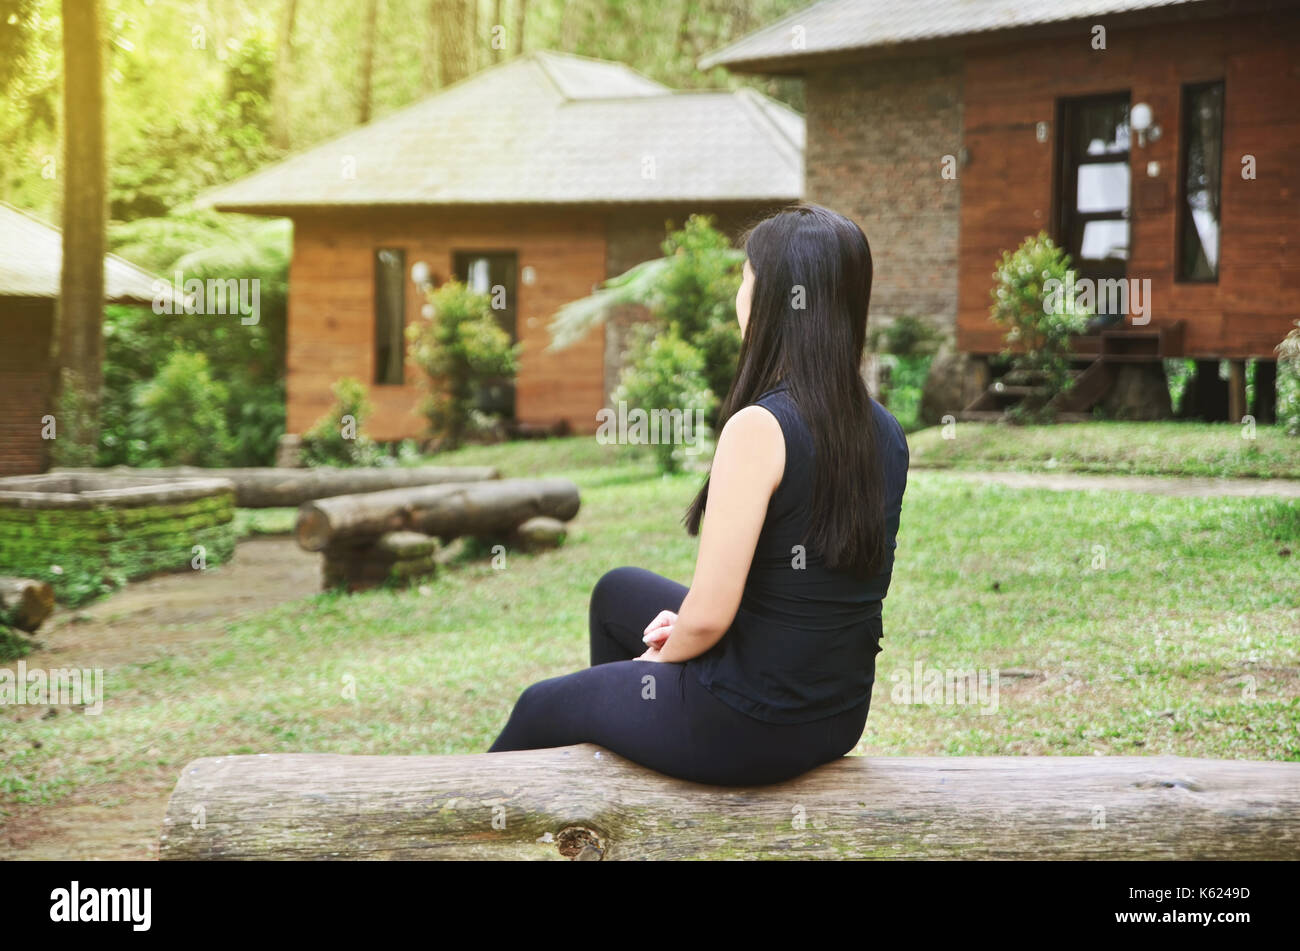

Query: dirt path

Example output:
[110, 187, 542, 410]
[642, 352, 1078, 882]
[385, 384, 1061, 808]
[0, 537, 319, 860]
[928, 469, 1300, 499]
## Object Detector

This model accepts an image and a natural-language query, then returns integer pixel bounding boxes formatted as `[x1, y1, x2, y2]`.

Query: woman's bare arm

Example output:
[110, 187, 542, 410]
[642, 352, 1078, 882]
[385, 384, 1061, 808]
[651, 404, 784, 663]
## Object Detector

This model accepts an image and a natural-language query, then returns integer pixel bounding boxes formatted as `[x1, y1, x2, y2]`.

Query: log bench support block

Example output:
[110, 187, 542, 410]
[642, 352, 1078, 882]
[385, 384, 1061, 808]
[159, 746, 1300, 860]
[322, 531, 439, 592]
[0, 576, 56, 633]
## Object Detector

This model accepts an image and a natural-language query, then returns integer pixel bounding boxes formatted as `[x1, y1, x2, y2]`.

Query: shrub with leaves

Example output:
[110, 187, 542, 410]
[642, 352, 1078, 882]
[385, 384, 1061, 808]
[300, 377, 383, 467]
[871, 315, 946, 432]
[100, 210, 290, 466]
[407, 280, 520, 450]
[548, 215, 743, 422]
[1277, 320, 1300, 435]
[610, 327, 717, 475]
[128, 351, 232, 466]
[989, 232, 1092, 415]
[869, 314, 945, 357]
[654, 215, 744, 411]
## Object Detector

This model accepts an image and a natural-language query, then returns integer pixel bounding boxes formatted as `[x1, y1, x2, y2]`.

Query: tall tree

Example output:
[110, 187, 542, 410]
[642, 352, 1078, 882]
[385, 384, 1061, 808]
[437, 0, 471, 87]
[469, 0, 479, 73]
[512, 0, 526, 55]
[52, 0, 106, 465]
[358, 0, 379, 123]
[493, 0, 503, 62]
[271, 0, 297, 149]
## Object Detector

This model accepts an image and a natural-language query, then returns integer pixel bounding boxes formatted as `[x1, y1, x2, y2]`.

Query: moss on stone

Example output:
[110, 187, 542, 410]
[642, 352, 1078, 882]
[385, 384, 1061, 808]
[0, 489, 237, 605]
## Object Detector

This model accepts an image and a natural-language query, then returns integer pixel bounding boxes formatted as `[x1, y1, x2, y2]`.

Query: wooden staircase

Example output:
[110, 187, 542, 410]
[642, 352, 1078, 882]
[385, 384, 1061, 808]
[959, 320, 1186, 422]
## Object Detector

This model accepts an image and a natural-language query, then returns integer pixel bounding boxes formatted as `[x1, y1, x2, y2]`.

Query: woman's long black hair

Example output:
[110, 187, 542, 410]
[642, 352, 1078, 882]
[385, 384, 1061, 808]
[684, 203, 887, 580]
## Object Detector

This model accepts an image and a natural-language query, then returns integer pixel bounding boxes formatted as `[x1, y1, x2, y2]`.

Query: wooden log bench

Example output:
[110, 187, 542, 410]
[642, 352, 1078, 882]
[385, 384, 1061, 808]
[158, 745, 1300, 860]
[52, 465, 500, 508]
[296, 478, 580, 590]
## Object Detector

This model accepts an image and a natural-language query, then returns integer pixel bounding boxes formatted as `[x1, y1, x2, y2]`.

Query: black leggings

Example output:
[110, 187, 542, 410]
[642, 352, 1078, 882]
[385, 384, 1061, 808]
[487, 566, 873, 786]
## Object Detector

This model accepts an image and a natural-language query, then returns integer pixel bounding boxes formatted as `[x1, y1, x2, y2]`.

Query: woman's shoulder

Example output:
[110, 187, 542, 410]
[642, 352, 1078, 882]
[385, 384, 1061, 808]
[752, 383, 800, 423]
[869, 397, 909, 448]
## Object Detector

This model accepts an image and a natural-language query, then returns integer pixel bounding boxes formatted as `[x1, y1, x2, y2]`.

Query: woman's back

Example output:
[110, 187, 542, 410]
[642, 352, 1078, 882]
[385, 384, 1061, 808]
[688, 383, 910, 723]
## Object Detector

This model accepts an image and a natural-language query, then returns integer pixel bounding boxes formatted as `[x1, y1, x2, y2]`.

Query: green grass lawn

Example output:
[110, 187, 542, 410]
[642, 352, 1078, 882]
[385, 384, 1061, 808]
[2, 436, 1297, 818]
[908, 421, 1300, 479]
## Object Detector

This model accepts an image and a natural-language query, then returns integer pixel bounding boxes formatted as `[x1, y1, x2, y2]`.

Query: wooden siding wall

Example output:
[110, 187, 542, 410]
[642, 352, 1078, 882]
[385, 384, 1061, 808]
[287, 208, 607, 440]
[958, 10, 1300, 357]
[0, 299, 54, 476]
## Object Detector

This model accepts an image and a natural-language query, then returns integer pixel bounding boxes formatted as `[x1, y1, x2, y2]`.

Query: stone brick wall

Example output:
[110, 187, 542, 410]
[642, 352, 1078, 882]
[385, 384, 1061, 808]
[803, 56, 963, 341]
[0, 477, 236, 605]
[0, 299, 54, 476]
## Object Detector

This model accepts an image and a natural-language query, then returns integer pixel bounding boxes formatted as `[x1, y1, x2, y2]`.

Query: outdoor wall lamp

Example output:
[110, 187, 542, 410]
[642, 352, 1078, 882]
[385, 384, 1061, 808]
[411, 261, 435, 318]
[1131, 103, 1161, 147]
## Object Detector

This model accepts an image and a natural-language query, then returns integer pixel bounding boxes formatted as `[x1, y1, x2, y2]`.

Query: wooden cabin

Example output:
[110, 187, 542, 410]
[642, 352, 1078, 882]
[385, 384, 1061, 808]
[703, 0, 1300, 420]
[203, 51, 803, 441]
[0, 202, 168, 476]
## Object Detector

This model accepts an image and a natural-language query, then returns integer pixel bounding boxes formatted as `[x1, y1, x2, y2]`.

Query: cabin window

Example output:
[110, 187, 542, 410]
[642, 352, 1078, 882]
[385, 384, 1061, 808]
[1178, 81, 1224, 282]
[374, 248, 406, 385]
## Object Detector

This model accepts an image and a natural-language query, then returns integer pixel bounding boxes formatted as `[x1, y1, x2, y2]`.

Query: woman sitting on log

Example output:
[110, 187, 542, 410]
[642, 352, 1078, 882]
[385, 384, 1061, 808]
[489, 204, 910, 786]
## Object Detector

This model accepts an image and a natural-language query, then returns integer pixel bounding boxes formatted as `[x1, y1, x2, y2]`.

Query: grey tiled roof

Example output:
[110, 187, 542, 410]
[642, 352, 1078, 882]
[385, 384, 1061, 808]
[0, 202, 171, 303]
[699, 0, 1208, 70]
[201, 51, 803, 211]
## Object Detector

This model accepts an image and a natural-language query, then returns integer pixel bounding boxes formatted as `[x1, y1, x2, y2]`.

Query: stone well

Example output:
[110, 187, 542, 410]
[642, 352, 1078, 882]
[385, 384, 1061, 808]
[0, 472, 237, 604]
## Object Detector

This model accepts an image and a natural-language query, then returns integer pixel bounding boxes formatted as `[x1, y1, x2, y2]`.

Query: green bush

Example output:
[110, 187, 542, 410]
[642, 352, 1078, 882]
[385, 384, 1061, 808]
[989, 232, 1092, 418]
[872, 315, 944, 432]
[1277, 320, 1300, 435]
[300, 378, 383, 467]
[610, 327, 716, 475]
[652, 215, 743, 415]
[99, 210, 289, 466]
[869, 314, 944, 358]
[877, 354, 931, 433]
[407, 280, 519, 450]
[128, 351, 232, 466]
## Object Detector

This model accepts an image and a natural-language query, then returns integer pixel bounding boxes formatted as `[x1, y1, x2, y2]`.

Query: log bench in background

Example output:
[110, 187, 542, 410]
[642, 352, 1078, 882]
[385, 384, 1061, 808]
[158, 745, 1300, 860]
[52, 465, 500, 508]
[295, 478, 580, 551]
[296, 478, 581, 590]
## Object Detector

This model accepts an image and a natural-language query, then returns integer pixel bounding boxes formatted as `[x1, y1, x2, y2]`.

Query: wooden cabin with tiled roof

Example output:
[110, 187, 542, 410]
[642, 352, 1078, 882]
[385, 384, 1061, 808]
[201, 50, 804, 440]
[703, 0, 1300, 421]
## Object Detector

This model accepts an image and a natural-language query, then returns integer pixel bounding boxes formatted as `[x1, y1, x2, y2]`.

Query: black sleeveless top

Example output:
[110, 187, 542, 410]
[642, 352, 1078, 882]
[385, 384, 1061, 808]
[688, 384, 909, 724]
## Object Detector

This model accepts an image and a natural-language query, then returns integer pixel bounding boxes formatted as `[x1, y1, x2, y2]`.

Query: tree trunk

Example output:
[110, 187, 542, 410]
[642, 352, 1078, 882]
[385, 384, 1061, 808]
[50, 465, 499, 508]
[492, 0, 503, 61]
[295, 477, 579, 551]
[512, 0, 526, 55]
[158, 746, 1300, 860]
[358, 0, 379, 124]
[270, 0, 297, 149]
[468, 0, 478, 73]
[0, 577, 56, 633]
[437, 0, 471, 87]
[422, 0, 438, 91]
[53, 0, 106, 463]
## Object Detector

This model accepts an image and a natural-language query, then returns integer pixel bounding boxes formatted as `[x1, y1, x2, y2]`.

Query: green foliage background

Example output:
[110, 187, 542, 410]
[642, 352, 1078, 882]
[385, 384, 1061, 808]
[0, 0, 808, 467]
